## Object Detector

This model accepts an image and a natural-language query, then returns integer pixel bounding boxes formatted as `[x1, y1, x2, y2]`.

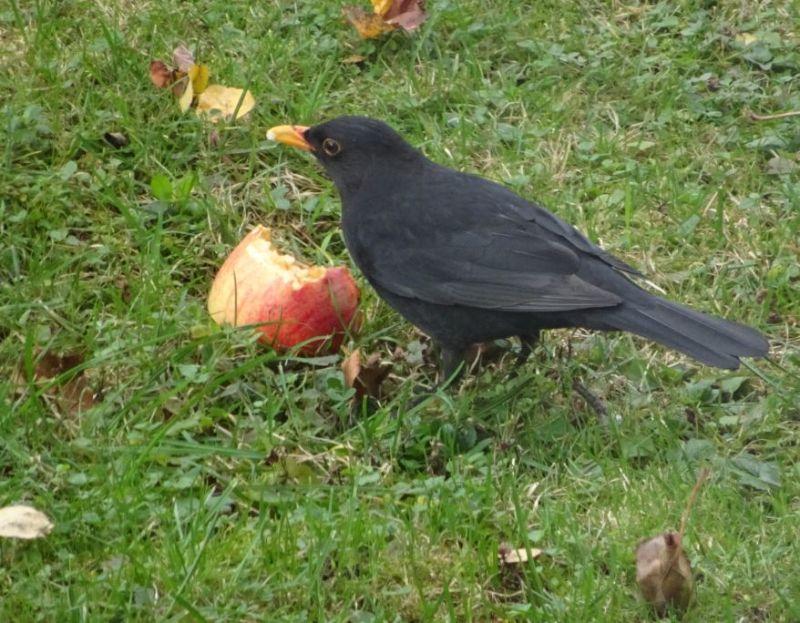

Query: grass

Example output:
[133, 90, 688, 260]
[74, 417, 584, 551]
[1, 0, 799, 620]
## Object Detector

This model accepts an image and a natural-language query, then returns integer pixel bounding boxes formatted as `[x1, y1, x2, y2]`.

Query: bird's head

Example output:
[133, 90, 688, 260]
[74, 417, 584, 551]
[267, 116, 420, 193]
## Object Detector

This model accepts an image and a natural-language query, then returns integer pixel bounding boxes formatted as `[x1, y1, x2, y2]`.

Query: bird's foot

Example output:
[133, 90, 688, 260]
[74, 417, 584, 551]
[571, 379, 608, 423]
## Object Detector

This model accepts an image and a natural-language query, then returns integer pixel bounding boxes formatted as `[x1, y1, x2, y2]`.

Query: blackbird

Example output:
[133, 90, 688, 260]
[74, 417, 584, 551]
[268, 116, 768, 382]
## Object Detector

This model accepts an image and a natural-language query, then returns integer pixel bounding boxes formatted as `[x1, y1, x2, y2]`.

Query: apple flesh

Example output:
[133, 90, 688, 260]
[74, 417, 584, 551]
[208, 226, 359, 354]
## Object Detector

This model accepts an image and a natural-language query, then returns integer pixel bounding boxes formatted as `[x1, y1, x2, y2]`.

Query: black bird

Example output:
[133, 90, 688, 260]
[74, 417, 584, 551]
[268, 116, 768, 382]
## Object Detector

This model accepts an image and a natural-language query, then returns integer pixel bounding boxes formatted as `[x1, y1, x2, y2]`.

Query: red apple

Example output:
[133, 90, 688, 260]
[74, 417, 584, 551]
[208, 225, 359, 354]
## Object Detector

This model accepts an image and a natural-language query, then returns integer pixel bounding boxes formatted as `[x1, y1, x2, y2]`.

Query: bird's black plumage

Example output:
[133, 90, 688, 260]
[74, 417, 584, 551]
[291, 116, 768, 376]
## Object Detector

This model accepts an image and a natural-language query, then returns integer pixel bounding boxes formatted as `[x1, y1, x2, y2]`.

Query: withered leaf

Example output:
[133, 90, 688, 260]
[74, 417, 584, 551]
[383, 0, 427, 30]
[0, 505, 54, 540]
[33, 350, 96, 416]
[341, 54, 367, 65]
[171, 70, 188, 98]
[178, 75, 194, 112]
[635, 532, 693, 615]
[149, 60, 175, 88]
[34, 351, 84, 380]
[498, 543, 543, 565]
[172, 44, 195, 72]
[103, 132, 129, 148]
[342, 348, 392, 399]
[343, 6, 397, 39]
[634, 468, 708, 616]
[342, 349, 361, 389]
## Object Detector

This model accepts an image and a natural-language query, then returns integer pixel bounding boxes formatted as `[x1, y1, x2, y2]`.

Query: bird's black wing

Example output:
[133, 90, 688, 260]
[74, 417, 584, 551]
[348, 165, 637, 312]
[365, 226, 623, 312]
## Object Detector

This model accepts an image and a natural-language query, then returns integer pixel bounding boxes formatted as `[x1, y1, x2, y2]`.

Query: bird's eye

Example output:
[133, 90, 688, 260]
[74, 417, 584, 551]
[322, 138, 342, 156]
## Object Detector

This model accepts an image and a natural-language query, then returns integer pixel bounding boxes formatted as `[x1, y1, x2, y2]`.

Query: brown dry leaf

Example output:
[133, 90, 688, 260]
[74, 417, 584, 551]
[103, 132, 129, 148]
[498, 543, 543, 565]
[172, 44, 195, 72]
[149, 60, 175, 88]
[634, 468, 709, 616]
[342, 349, 362, 388]
[169, 70, 187, 98]
[0, 505, 54, 539]
[342, 348, 392, 399]
[383, 0, 427, 30]
[33, 350, 96, 416]
[196, 85, 255, 122]
[635, 532, 693, 615]
[343, 6, 397, 38]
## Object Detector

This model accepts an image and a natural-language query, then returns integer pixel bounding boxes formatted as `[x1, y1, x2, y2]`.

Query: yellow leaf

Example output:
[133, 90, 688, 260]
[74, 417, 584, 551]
[341, 54, 367, 65]
[498, 545, 543, 564]
[178, 75, 194, 112]
[189, 63, 210, 95]
[736, 33, 758, 46]
[371, 0, 393, 16]
[343, 6, 396, 38]
[196, 85, 256, 122]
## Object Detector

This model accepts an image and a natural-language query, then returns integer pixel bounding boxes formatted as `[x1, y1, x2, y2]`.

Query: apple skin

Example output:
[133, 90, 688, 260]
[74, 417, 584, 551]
[208, 226, 359, 354]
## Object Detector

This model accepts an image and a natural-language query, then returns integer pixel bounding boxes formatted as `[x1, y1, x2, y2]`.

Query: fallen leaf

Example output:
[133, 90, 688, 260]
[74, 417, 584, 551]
[635, 532, 693, 615]
[103, 132, 129, 148]
[282, 455, 320, 484]
[0, 505, 54, 539]
[209, 129, 220, 148]
[189, 63, 210, 95]
[383, 0, 427, 30]
[172, 44, 195, 72]
[634, 468, 708, 615]
[498, 543, 543, 565]
[342, 348, 392, 399]
[343, 6, 397, 38]
[178, 76, 194, 112]
[32, 350, 95, 416]
[735, 33, 758, 46]
[766, 155, 796, 176]
[342, 349, 361, 388]
[341, 54, 367, 65]
[34, 351, 84, 379]
[149, 60, 175, 88]
[196, 85, 255, 121]
[371, 0, 393, 14]
[168, 70, 187, 98]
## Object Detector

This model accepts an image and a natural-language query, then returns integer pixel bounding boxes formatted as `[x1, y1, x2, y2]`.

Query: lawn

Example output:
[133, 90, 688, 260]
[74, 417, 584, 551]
[2, 0, 799, 620]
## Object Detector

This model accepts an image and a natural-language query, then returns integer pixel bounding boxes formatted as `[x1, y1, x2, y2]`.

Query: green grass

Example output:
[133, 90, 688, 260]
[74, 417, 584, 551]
[2, 0, 799, 620]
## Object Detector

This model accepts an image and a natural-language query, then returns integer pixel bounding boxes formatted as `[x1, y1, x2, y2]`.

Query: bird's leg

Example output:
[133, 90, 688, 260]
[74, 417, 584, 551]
[514, 332, 541, 370]
[504, 332, 541, 380]
[571, 379, 608, 423]
[409, 344, 466, 406]
[440, 345, 467, 386]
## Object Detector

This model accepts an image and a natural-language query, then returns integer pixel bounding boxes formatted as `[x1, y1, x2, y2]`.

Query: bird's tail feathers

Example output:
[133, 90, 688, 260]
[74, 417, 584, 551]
[608, 298, 768, 369]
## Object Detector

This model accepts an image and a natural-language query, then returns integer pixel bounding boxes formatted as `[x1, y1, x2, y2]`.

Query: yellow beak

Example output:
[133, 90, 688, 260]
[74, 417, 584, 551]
[267, 125, 313, 151]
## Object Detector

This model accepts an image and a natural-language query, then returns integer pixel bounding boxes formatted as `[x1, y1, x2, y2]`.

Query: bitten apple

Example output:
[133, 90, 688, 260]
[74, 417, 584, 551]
[208, 226, 359, 353]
